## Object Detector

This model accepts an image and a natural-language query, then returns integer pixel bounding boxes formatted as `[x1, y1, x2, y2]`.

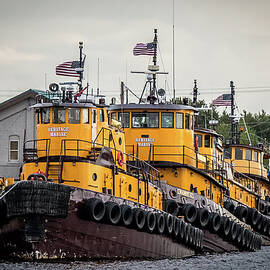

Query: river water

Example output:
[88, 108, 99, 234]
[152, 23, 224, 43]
[1, 246, 270, 270]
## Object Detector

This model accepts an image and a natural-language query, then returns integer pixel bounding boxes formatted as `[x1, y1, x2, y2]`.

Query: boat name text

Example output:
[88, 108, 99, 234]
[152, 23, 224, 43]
[136, 137, 155, 147]
[48, 127, 69, 137]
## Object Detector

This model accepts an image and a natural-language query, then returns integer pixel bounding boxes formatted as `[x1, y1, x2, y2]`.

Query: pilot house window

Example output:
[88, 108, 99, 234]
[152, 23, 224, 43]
[82, 108, 89, 124]
[245, 149, 252, 161]
[224, 148, 232, 159]
[185, 114, 190, 130]
[196, 134, 203, 147]
[40, 108, 50, 124]
[132, 112, 159, 128]
[111, 112, 117, 120]
[176, 113, 184, 129]
[100, 109, 105, 122]
[235, 148, 243, 160]
[119, 112, 130, 128]
[254, 151, 258, 162]
[68, 108, 80, 124]
[161, 112, 173, 128]
[53, 108, 65, 124]
[205, 135, 211, 148]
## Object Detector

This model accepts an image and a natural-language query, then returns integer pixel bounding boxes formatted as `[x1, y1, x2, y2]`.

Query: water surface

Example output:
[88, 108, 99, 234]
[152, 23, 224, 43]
[1, 246, 270, 270]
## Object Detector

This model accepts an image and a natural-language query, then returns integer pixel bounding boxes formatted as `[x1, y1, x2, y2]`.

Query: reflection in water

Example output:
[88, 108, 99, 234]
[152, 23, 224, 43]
[1, 246, 270, 270]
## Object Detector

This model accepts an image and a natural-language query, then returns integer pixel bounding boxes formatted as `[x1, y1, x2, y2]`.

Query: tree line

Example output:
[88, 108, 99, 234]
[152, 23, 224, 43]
[175, 97, 270, 148]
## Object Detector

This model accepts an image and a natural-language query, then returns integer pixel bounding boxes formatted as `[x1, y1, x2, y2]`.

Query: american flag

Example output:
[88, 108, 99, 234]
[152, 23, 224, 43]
[212, 94, 232, 106]
[133, 42, 155, 56]
[56, 61, 82, 77]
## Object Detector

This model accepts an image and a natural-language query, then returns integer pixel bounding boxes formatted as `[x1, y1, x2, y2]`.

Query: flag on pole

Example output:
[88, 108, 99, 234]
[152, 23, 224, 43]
[212, 94, 232, 106]
[133, 42, 155, 56]
[56, 61, 83, 77]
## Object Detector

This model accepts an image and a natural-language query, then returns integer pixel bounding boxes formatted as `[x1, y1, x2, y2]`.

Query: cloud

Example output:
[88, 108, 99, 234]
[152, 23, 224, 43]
[0, 48, 44, 64]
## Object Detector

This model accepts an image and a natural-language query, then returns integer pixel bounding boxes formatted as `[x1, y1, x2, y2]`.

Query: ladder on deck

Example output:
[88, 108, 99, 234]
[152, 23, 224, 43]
[46, 160, 63, 183]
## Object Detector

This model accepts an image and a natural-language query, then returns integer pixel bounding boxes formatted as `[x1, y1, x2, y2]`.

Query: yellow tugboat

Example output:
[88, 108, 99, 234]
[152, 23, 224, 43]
[193, 81, 270, 243]
[0, 42, 202, 260]
[109, 30, 263, 252]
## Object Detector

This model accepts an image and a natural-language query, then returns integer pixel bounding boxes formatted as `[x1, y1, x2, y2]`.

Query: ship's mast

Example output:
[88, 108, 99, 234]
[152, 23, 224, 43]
[131, 29, 168, 104]
[151, 29, 158, 100]
[79, 42, 83, 91]
[193, 79, 198, 105]
[230, 81, 240, 144]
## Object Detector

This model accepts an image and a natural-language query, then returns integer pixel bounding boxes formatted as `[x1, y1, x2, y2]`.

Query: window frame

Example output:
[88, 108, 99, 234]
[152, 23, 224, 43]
[119, 112, 130, 128]
[68, 108, 81, 124]
[254, 151, 258, 162]
[40, 108, 50, 124]
[131, 112, 159, 128]
[176, 112, 184, 129]
[9, 136, 19, 162]
[52, 108, 66, 124]
[185, 114, 190, 130]
[245, 149, 252, 161]
[82, 108, 89, 124]
[111, 112, 117, 120]
[196, 134, 203, 147]
[161, 112, 174, 128]
[224, 148, 232, 159]
[99, 109, 105, 122]
[235, 148, 243, 160]
[204, 135, 211, 148]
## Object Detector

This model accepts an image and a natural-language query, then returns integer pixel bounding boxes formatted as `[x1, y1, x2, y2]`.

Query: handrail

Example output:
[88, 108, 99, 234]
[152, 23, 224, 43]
[226, 159, 268, 179]
[23, 139, 51, 161]
[126, 143, 264, 190]
[93, 127, 116, 149]
[60, 139, 160, 185]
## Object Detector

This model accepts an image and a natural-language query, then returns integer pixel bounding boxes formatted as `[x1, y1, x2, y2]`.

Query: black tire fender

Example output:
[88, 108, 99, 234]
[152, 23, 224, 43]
[120, 204, 133, 226]
[105, 201, 121, 225]
[196, 208, 210, 228]
[165, 213, 174, 235]
[209, 212, 221, 233]
[181, 204, 197, 224]
[164, 199, 179, 216]
[145, 211, 156, 233]
[133, 208, 146, 230]
[156, 213, 165, 234]
[84, 198, 105, 222]
[223, 201, 235, 214]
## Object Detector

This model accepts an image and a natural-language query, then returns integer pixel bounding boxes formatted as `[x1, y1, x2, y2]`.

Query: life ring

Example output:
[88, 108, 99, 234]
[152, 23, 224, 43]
[117, 151, 124, 166]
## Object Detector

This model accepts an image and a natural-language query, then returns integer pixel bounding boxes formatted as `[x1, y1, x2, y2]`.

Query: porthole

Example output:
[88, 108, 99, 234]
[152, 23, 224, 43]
[92, 173, 97, 181]
[119, 137, 122, 145]
[169, 189, 177, 198]
[128, 184, 132, 192]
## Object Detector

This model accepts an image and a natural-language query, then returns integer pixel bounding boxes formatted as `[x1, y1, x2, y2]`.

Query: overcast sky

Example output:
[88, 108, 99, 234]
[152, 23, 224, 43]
[0, 0, 270, 113]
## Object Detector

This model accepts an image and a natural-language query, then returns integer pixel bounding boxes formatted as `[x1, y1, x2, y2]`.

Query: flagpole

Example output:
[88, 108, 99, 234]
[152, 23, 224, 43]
[79, 42, 83, 91]
[230, 81, 240, 144]
[149, 29, 158, 104]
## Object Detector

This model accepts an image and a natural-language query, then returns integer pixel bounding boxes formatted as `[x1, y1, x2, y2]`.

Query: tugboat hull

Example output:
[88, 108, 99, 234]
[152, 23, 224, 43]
[0, 181, 195, 260]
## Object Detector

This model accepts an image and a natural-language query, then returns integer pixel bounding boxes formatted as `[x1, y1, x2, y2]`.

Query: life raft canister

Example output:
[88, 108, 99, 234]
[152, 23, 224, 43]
[117, 151, 124, 166]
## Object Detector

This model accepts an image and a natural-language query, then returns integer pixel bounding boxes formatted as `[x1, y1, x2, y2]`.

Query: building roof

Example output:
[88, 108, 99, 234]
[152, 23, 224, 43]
[0, 89, 47, 112]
